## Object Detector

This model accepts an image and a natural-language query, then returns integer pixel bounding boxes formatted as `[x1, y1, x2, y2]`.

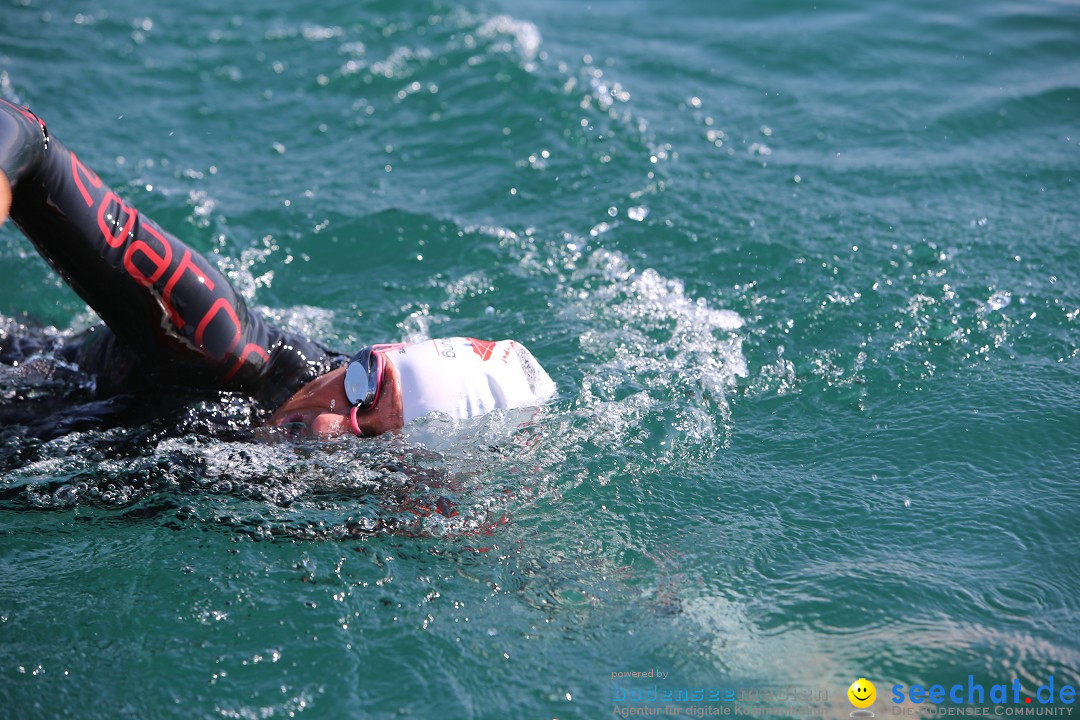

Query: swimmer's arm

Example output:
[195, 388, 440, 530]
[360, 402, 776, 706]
[0, 101, 336, 409]
[0, 99, 47, 195]
[0, 98, 44, 226]
[0, 101, 277, 392]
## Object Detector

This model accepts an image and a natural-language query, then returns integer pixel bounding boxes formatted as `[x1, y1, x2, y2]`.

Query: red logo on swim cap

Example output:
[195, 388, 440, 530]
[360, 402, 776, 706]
[467, 338, 496, 361]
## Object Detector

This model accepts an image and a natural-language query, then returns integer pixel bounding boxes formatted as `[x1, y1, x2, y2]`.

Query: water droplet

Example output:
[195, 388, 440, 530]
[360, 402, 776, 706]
[986, 291, 1011, 311]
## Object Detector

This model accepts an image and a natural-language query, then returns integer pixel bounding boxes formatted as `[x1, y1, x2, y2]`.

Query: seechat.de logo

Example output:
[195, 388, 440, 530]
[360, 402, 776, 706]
[891, 676, 1076, 706]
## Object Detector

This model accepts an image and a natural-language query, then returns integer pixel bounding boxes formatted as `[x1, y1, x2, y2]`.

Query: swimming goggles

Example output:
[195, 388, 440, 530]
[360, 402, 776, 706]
[343, 346, 386, 411]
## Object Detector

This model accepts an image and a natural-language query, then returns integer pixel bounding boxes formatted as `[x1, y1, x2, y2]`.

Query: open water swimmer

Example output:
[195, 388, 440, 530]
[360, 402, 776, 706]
[0, 100, 556, 440]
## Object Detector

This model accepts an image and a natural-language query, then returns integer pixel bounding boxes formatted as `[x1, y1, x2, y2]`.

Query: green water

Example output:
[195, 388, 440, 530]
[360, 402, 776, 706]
[1, 0, 1078, 717]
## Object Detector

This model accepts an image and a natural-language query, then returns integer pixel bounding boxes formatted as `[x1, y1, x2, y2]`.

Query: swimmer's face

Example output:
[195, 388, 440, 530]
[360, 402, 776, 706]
[267, 362, 403, 438]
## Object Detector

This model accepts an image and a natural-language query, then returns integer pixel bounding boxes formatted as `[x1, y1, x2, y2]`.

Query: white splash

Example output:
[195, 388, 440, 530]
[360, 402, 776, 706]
[477, 15, 542, 63]
[561, 249, 747, 462]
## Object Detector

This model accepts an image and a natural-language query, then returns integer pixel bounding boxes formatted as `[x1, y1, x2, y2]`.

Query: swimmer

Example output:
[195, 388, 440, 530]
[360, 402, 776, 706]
[0, 101, 555, 438]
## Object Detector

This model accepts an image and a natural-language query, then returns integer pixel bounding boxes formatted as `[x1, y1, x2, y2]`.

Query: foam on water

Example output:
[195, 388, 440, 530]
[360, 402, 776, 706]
[2, 423, 526, 540]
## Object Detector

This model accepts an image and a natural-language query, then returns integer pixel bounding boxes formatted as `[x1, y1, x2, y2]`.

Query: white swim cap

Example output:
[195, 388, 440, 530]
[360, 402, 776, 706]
[383, 337, 556, 424]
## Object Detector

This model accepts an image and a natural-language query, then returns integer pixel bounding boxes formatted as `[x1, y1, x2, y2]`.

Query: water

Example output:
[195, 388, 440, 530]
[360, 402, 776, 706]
[1, 0, 1078, 717]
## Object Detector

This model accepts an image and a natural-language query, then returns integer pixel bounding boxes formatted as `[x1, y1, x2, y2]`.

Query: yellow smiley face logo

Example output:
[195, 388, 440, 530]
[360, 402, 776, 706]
[848, 678, 876, 708]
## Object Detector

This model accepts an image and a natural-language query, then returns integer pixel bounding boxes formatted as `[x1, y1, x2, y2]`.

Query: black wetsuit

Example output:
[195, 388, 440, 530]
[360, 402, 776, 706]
[0, 100, 347, 422]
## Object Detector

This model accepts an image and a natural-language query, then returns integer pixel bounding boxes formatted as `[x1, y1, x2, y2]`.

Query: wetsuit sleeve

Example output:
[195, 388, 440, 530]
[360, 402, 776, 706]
[0, 99, 341, 405]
